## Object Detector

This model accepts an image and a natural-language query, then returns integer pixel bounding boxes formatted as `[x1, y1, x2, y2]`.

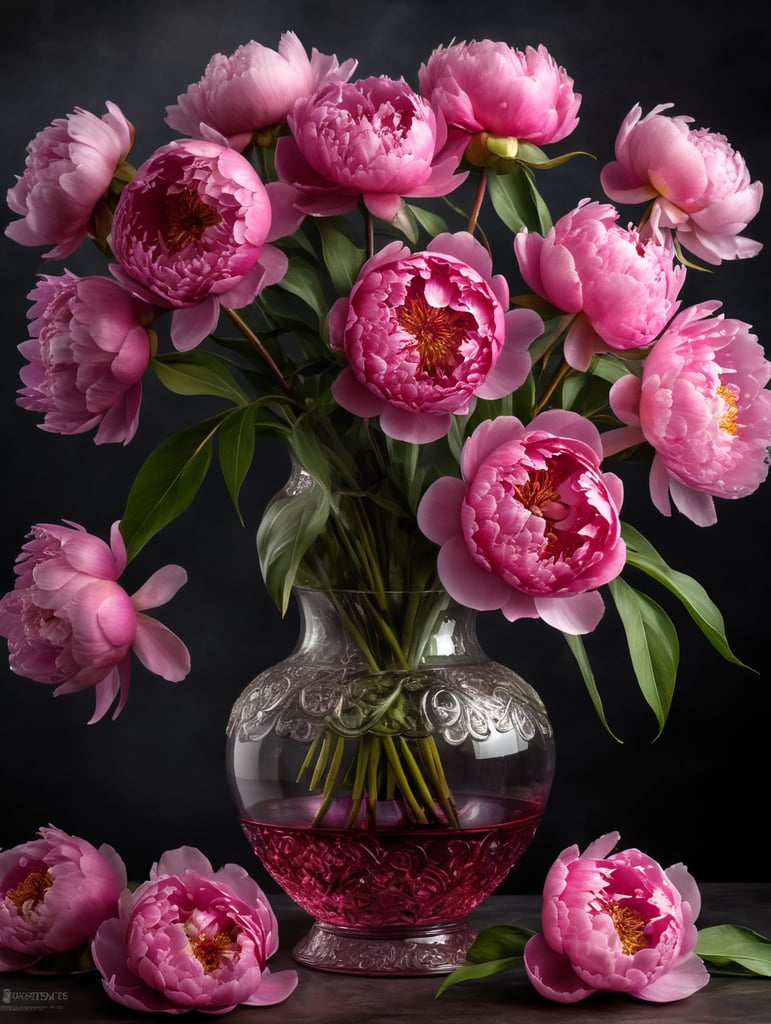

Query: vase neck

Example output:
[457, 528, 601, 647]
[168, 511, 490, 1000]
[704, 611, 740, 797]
[292, 587, 484, 672]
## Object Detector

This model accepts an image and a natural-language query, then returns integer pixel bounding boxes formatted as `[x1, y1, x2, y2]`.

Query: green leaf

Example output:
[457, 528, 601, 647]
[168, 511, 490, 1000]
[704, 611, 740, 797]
[257, 472, 331, 613]
[120, 418, 221, 560]
[407, 202, 450, 239]
[276, 257, 330, 324]
[465, 925, 535, 964]
[562, 633, 621, 741]
[696, 925, 771, 977]
[315, 218, 365, 295]
[151, 350, 249, 404]
[487, 165, 542, 234]
[609, 576, 679, 738]
[435, 956, 524, 996]
[435, 924, 534, 994]
[622, 523, 751, 669]
[218, 404, 258, 522]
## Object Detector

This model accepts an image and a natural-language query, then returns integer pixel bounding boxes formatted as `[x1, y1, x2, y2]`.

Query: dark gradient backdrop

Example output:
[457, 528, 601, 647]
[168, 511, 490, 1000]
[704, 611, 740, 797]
[1, 0, 769, 892]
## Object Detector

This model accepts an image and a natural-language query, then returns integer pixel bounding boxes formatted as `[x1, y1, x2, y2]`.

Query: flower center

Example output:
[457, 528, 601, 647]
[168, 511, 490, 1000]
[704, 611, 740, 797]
[601, 900, 650, 955]
[163, 187, 221, 253]
[188, 924, 241, 973]
[717, 383, 739, 435]
[5, 870, 53, 918]
[397, 288, 474, 375]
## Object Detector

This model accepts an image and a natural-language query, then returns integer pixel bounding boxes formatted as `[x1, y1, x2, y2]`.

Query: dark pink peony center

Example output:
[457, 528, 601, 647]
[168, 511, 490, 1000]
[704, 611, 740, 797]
[5, 870, 53, 919]
[187, 922, 241, 973]
[163, 187, 222, 254]
[396, 281, 475, 376]
[600, 899, 651, 955]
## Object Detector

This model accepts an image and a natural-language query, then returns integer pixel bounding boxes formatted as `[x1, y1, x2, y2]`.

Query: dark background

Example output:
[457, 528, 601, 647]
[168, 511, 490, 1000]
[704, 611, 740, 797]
[0, 0, 768, 893]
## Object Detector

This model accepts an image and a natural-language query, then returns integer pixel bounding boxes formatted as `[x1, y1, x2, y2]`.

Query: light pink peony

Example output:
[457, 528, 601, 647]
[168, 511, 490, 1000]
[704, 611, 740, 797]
[0, 824, 126, 972]
[524, 831, 709, 1004]
[329, 231, 542, 443]
[165, 31, 357, 151]
[109, 139, 276, 351]
[91, 846, 297, 1014]
[417, 410, 625, 634]
[603, 301, 771, 527]
[17, 272, 154, 445]
[419, 40, 580, 156]
[514, 199, 685, 371]
[6, 102, 134, 259]
[600, 103, 763, 265]
[0, 521, 190, 723]
[274, 75, 467, 223]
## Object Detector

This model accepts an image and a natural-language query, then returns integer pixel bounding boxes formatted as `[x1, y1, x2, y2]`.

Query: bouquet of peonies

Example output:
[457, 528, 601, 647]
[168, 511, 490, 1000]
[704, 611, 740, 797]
[1, 32, 769, 797]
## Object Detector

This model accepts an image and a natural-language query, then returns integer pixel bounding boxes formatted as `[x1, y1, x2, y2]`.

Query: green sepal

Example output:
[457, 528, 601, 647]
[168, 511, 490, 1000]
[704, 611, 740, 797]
[609, 576, 679, 738]
[622, 523, 751, 669]
[696, 925, 771, 977]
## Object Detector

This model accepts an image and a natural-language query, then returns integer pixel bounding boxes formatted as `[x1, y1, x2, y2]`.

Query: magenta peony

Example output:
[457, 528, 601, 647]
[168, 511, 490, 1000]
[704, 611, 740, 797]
[514, 199, 686, 371]
[0, 824, 126, 972]
[91, 846, 297, 1014]
[604, 301, 771, 526]
[17, 272, 154, 445]
[0, 521, 190, 723]
[524, 831, 709, 1004]
[109, 139, 274, 351]
[329, 231, 542, 442]
[274, 75, 467, 222]
[417, 410, 625, 634]
[600, 103, 763, 265]
[419, 39, 580, 159]
[165, 31, 357, 150]
[6, 102, 134, 259]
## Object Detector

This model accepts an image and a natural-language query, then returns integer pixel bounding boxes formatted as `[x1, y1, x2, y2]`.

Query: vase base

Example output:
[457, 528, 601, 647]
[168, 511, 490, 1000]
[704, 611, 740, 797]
[292, 919, 476, 976]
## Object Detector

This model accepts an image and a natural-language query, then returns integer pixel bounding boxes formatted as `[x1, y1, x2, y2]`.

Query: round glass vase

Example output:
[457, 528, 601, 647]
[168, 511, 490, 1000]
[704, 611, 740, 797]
[226, 587, 555, 976]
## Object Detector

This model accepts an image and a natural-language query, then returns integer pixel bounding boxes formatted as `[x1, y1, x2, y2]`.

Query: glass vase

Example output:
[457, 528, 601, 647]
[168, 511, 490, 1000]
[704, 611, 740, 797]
[226, 586, 555, 976]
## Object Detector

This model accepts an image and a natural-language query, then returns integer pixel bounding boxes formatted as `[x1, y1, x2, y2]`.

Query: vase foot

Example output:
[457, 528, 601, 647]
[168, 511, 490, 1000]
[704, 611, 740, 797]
[292, 919, 476, 976]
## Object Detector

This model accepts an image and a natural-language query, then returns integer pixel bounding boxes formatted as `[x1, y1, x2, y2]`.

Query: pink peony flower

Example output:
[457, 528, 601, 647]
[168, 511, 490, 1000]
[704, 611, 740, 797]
[417, 410, 625, 634]
[328, 231, 543, 443]
[603, 301, 771, 527]
[17, 272, 154, 445]
[524, 831, 709, 1004]
[6, 102, 134, 259]
[0, 521, 190, 723]
[274, 75, 467, 223]
[91, 846, 297, 1014]
[600, 103, 763, 265]
[419, 40, 580, 158]
[165, 31, 357, 151]
[109, 139, 275, 351]
[514, 199, 686, 371]
[0, 824, 126, 972]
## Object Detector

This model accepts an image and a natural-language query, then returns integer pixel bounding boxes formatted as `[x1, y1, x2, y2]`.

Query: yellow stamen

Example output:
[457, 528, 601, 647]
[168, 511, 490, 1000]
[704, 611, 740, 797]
[717, 384, 739, 436]
[188, 924, 241, 973]
[601, 900, 650, 955]
[397, 293, 473, 375]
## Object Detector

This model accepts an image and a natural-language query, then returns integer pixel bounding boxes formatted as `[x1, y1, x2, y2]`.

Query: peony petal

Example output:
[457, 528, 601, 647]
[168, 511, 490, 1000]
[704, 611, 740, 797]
[524, 933, 595, 1004]
[534, 590, 605, 634]
[634, 953, 710, 1003]
[131, 614, 191, 681]
[417, 477, 466, 544]
[170, 299, 221, 352]
[131, 564, 188, 611]
[241, 967, 299, 1006]
[437, 536, 511, 611]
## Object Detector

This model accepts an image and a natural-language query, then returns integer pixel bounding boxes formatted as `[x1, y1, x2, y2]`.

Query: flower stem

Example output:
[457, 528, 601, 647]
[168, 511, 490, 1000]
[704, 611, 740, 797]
[467, 167, 488, 235]
[222, 306, 293, 396]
